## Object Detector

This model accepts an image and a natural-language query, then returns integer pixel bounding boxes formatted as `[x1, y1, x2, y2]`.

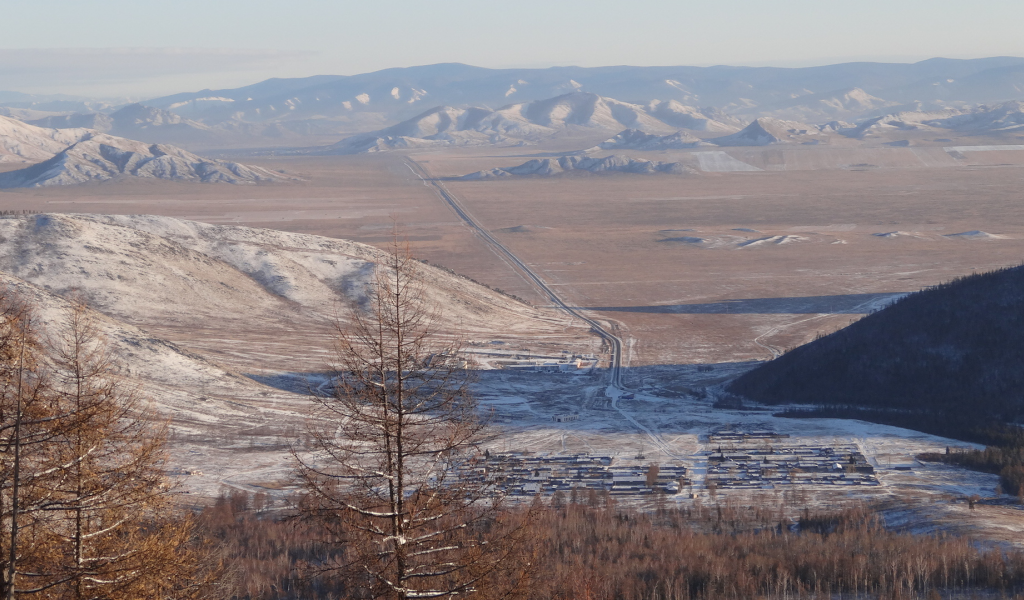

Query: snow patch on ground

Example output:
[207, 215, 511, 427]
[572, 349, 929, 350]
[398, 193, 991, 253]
[944, 230, 1006, 239]
[738, 235, 808, 248]
[693, 151, 762, 172]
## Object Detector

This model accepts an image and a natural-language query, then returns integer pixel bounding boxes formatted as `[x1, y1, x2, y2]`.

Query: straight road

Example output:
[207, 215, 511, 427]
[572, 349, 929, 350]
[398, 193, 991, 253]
[403, 158, 623, 388]
[405, 158, 685, 458]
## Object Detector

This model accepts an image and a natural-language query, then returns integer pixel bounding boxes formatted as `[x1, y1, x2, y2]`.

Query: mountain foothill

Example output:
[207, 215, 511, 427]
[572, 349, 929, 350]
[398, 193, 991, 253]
[0, 115, 294, 187]
[728, 265, 1024, 442]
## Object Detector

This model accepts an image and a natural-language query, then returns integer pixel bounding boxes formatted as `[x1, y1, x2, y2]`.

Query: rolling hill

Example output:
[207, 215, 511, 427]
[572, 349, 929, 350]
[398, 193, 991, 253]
[0, 115, 292, 187]
[758, 88, 898, 122]
[591, 129, 711, 151]
[326, 92, 727, 153]
[728, 264, 1024, 439]
[0, 213, 587, 494]
[921, 100, 1024, 134]
[711, 118, 829, 146]
[461, 154, 690, 179]
[0, 114, 91, 162]
[0, 214, 576, 348]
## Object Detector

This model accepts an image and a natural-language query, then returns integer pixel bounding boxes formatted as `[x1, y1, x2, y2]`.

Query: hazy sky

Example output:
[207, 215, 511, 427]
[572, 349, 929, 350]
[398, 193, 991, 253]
[4, 0, 1024, 98]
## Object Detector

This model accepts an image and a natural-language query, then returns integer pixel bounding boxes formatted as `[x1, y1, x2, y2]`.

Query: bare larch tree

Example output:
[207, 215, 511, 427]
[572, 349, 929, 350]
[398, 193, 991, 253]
[0, 293, 218, 599]
[296, 242, 533, 600]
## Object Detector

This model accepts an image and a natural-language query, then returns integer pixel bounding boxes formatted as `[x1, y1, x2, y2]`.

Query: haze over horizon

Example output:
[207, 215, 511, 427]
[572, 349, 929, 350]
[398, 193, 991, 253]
[5, 0, 1024, 97]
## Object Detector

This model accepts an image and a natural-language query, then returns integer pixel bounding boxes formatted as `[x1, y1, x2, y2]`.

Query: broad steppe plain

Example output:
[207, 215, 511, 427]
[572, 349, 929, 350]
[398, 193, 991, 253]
[6, 136, 1021, 368]
[3, 136, 1024, 539]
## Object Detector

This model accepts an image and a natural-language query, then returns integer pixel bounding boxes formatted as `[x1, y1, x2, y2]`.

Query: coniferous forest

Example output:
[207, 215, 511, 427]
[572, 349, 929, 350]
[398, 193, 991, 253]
[729, 264, 1024, 441]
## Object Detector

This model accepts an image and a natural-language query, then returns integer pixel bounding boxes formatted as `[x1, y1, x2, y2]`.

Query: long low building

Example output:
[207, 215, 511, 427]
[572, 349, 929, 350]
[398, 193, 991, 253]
[705, 441, 878, 489]
[457, 452, 690, 497]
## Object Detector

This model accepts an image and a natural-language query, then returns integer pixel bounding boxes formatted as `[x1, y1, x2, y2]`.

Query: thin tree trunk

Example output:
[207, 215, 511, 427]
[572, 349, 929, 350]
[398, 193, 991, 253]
[5, 321, 26, 600]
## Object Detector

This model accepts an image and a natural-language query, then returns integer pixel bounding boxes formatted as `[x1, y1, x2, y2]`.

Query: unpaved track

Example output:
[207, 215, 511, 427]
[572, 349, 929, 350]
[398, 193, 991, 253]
[751, 293, 905, 359]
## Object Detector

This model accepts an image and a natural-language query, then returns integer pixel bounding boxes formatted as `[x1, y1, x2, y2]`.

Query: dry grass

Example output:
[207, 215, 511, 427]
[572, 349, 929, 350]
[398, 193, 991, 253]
[2, 141, 1023, 369]
[417, 147, 1024, 365]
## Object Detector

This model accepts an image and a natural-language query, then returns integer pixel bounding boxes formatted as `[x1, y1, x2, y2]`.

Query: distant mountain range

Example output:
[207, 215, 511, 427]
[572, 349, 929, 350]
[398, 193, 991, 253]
[3, 59, 1024, 152]
[26, 103, 220, 146]
[323, 92, 740, 153]
[0, 90, 126, 115]
[322, 97, 1024, 155]
[139, 58, 1024, 126]
[0, 116, 291, 187]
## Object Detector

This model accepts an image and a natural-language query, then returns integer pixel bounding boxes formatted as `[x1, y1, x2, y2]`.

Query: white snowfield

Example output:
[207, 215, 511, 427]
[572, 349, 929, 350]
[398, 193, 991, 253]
[0, 115, 295, 187]
[693, 151, 762, 172]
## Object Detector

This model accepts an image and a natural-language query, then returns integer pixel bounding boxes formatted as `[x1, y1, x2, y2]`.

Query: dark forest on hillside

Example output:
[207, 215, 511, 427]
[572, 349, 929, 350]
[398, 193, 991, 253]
[728, 264, 1024, 442]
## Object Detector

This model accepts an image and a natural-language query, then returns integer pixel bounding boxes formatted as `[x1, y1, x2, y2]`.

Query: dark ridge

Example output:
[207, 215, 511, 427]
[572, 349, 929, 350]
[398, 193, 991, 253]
[728, 264, 1024, 441]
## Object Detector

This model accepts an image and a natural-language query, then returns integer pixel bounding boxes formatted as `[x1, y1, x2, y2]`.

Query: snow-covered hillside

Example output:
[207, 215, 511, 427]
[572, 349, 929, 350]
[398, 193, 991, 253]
[839, 109, 966, 138]
[462, 154, 690, 179]
[758, 88, 898, 122]
[645, 100, 741, 132]
[0, 214, 590, 496]
[591, 129, 712, 151]
[28, 103, 220, 146]
[920, 101, 1024, 134]
[26, 112, 113, 131]
[0, 115, 91, 162]
[0, 270, 267, 426]
[0, 214, 576, 345]
[326, 93, 728, 153]
[0, 116, 293, 187]
[711, 118, 829, 146]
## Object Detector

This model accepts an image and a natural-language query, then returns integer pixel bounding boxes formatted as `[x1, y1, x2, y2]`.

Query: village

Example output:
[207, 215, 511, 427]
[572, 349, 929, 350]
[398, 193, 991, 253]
[452, 427, 881, 500]
[705, 427, 879, 490]
[457, 451, 690, 497]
